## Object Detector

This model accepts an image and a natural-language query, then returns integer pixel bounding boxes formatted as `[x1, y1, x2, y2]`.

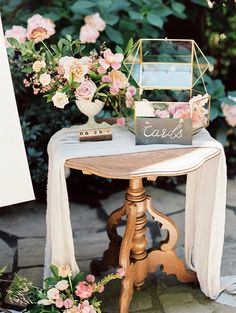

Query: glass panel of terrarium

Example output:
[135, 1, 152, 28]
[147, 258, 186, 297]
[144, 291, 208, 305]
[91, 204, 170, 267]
[192, 42, 209, 88]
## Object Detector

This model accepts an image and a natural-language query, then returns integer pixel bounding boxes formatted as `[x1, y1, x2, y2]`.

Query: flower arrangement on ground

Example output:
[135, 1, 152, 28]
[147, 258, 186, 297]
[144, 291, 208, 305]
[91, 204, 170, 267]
[6, 264, 125, 313]
[5, 13, 136, 118]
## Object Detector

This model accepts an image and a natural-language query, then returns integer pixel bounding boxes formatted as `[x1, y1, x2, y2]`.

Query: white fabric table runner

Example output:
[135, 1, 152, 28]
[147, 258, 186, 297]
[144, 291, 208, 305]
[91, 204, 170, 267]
[45, 125, 236, 306]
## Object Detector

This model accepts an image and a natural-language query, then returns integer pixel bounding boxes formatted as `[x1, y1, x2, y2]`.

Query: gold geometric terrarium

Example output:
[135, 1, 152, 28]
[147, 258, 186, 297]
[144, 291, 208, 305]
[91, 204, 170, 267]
[124, 38, 211, 134]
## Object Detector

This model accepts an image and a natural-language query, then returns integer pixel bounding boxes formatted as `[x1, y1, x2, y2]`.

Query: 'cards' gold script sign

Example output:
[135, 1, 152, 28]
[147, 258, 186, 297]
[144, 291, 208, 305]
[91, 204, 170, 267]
[135, 118, 192, 145]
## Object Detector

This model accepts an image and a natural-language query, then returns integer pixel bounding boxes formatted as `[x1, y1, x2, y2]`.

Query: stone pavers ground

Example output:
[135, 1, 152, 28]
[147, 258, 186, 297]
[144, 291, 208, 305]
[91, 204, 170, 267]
[0, 177, 236, 313]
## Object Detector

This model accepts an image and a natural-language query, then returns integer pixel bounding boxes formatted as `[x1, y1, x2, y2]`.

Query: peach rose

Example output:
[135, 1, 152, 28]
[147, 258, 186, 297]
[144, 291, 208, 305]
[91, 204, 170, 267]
[85, 13, 106, 31]
[108, 70, 128, 89]
[26, 14, 55, 43]
[79, 24, 99, 44]
[58, 264, 72, 277]
[59, 56, 88, 83]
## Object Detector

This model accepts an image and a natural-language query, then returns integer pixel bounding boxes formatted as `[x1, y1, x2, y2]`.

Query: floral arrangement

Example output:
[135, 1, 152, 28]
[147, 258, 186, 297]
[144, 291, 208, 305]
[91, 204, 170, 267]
[5, 13, 136, 117]
[5, 264, 125, 313]
[154, 93, 209, 130]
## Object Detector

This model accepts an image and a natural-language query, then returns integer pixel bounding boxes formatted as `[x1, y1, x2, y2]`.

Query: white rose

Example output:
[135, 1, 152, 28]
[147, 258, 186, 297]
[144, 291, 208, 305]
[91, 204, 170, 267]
[52, 91, 69, 109]
[39, 73, 51, 86]
[55, 280, 69, 291]
[37, 299, 51, 305]
[47, 287, 60, 300]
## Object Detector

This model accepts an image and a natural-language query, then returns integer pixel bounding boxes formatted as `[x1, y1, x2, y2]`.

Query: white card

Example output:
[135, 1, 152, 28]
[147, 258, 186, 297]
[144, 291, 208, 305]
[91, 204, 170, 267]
[0, 16, 35, 207]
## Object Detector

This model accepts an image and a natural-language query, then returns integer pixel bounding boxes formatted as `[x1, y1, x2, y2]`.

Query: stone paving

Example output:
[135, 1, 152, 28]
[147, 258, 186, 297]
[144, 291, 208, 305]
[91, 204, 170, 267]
[0, 177, 236, 313]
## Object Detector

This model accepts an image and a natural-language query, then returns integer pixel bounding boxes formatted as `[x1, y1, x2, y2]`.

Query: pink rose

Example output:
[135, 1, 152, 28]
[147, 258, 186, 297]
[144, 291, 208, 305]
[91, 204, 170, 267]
[86, 274, 95, 283]
[222, 103, 236, 127]
[78, 300, 96, 313]
[75, 80, 97, 101]
[64, 298, 74, 309]
[5, 25, 26, 48]
[85, 13, 106, 32]
[79, 24, 99, 44]
[55, 298, 64, 308]
[75, 281, 93, 299]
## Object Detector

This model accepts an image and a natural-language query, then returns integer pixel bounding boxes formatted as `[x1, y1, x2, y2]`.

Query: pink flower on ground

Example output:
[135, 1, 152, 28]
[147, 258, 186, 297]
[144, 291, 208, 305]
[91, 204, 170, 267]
[97, 285, 105, 293]
[5, 25, 26, 48]
[64, 298, 74, 309]
[86, 274, 95, 283]
[222, 103, 236, 127]
[116, 267, 125, 277]
[99, 49, 123, 70]
[65, 305, 79, 313]
[78, 300, 96, 313]
[47, 287, 60, 300]
[26, 14, 55, 43]
[58, 264, 72, 277]
[75, 281, 93, 299]
[155, 109, 170, 119]
[75, 80, 97, 101]
[79, 24, 99, 44]
[85, 13, 106, 32]
[55, 298, 64, 308]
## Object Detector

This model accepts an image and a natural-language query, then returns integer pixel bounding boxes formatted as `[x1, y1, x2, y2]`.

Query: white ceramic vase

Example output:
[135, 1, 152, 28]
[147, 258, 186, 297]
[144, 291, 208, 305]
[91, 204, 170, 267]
[75, 99, 104, 128]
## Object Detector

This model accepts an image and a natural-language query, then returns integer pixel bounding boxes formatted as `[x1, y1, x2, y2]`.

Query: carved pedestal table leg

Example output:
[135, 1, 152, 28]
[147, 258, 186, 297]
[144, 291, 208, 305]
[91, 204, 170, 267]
[90, 205, 127, 274]
[146, 196, 197, 283]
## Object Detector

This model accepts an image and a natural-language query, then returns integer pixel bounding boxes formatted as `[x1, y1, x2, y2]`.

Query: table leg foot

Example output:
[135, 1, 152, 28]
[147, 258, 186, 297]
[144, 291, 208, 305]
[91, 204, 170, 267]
[148, 249, 197, 283]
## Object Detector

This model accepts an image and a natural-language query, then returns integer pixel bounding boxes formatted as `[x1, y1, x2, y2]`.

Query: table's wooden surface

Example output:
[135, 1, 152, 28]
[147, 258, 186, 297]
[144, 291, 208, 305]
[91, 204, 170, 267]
[65, 147, 220, 179]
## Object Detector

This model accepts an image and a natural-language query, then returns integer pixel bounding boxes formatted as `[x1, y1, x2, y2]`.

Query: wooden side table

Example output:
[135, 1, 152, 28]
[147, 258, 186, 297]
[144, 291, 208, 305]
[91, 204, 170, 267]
[65, 147, 220, 313]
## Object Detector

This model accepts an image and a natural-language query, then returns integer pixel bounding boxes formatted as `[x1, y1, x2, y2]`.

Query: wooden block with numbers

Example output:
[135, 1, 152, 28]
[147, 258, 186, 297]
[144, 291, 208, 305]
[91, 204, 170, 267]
[79, 127, 112, 142]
